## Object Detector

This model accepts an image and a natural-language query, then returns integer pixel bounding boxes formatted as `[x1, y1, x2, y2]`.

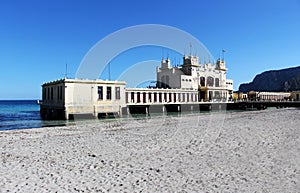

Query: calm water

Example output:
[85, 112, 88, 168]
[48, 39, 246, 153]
[0, 100, 234, 131]
[0, 100, 70, 131]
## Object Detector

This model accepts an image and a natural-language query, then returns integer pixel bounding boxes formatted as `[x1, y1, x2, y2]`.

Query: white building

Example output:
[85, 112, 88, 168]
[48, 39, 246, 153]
[40, 54, 234, 119]
[157, 54, 233, 102]
[41, 79, 126, 119]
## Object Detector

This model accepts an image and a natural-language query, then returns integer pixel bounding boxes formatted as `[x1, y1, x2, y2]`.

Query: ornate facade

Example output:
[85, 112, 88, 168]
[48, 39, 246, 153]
[157, 54, 233, 101]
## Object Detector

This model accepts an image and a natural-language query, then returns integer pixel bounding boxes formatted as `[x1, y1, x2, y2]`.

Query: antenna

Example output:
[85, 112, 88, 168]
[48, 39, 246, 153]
[108, 62, 111, 81]
[222, 49, 226, 61]
[65, 63, 68, 78]
[189, 42, 192, 55]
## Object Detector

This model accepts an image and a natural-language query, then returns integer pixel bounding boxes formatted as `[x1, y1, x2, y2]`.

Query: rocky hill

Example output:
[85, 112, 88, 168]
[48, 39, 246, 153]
[239, 66, 300, 92]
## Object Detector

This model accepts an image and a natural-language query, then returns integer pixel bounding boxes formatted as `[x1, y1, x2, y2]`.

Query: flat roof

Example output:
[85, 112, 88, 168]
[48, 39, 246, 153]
[42, 78, 126, 86]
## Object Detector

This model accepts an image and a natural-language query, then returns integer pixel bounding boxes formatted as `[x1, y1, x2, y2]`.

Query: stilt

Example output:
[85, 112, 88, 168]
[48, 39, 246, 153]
[145, 107, 149, 115]
[127, 107, 130, 115]
[162, 105, 166, 115]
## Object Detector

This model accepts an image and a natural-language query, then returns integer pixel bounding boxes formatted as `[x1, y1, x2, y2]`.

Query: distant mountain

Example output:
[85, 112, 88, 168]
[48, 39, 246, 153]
[239, 66, 300, 92]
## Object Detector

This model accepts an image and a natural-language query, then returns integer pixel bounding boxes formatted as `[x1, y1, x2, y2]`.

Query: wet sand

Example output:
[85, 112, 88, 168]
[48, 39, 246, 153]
[0, 108, 299, 192]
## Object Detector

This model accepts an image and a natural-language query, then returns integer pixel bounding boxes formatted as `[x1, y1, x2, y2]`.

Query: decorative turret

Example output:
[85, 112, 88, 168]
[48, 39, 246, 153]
[183, 54, 191, 65]
[183, 54, 199, 66]
[161, 58, 171, 69]
[215, 59, 227, 71]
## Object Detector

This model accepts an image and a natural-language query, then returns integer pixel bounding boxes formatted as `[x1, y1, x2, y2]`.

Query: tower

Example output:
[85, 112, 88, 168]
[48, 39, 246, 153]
[215, 59, 227, 71]
[161, 58, 171, 69]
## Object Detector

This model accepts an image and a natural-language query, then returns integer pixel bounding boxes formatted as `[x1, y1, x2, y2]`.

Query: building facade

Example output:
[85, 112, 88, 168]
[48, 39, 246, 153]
[157, 54, 233, 102]
[40, 55, 234, 119]
[41, 79, 126, 119]
[290, 91, 300, 101]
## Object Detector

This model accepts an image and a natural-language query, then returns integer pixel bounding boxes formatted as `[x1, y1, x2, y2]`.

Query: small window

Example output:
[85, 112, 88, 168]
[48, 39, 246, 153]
[47, 87, 50, 100]
[98, 86, 103, 100]
[106, 86, 111, 100]
[43, 88, 46, 100]
[115, 87, 120, 100]
[51, 87, 54, 100]
[57, 87, 59, 100]
[215, 78, 220, 87]
[60, 86, 63, 100]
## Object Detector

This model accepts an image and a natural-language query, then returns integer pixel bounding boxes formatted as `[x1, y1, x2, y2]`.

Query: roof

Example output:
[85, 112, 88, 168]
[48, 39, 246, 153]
[42, 78, 126, 86]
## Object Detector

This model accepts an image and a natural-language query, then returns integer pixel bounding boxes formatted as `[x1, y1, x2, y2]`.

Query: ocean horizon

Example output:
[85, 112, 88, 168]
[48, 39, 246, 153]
[0, 100, 71, 131]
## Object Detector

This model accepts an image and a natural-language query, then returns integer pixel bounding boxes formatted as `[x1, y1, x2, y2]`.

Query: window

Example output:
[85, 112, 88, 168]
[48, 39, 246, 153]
[126, 92, 129, 103]
[131, 92, 134, 103]
[215, 78, 220, 87]
[115, 87, 120, 100]
[58, 86, 62, 100]
[57, 86, 60, 100]
[106, 86, 111, 100]
[209, 91, 213, 101]
[43, 88, 46, 100]
[148, 93, 152, 102]
[51, 87, 54, 100]
[215, 91, 220, 98]
[47, 87, 49, 100]
[98, 86, 103, 100]
[200, 77, 205, 87]
[60, 86, 63, 100]
[207, 76, 214, 87]
[137, 92, 141, 103]
[164, 93, 167, 102]
[143, 92, 146, 103]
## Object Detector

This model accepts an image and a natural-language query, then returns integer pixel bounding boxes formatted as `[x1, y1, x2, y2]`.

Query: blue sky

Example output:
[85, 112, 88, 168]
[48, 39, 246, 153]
[0, 0, 299, 99]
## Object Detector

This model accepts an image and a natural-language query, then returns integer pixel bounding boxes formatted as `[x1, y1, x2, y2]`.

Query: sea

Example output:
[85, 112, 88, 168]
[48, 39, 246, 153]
[0, 100, 70, 131]
[0, 100, 235, 131]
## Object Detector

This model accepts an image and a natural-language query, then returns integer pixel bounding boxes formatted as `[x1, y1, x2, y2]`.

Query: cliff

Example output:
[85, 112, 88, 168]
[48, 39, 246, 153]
[239, 66, 300, 92]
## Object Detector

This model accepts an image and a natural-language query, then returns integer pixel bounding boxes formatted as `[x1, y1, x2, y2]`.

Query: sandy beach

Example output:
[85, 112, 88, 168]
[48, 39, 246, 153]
[0, 108, 299, 192]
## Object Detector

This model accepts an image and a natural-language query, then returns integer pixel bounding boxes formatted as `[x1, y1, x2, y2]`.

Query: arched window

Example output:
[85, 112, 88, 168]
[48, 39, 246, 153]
[215, 78, 220, 87]
[200, 77, 205, 87]
[207, 76, 214, 87]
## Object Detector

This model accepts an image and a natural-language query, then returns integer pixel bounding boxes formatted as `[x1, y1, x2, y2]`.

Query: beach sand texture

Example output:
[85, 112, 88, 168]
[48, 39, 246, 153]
[0, 108, 299, 192]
